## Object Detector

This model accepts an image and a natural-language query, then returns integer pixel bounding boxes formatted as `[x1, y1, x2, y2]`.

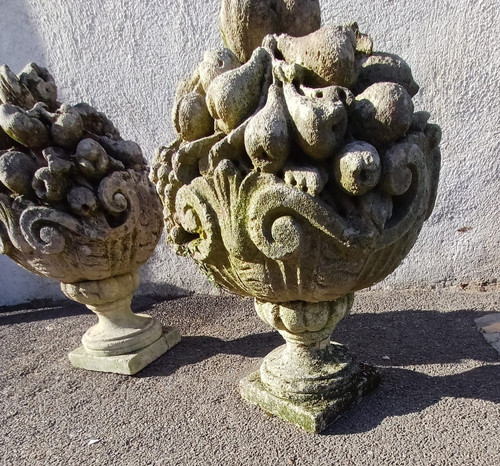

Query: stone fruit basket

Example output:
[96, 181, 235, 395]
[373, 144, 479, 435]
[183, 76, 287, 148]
[152, 0, 441, 432]
[0, 63, 179, 375]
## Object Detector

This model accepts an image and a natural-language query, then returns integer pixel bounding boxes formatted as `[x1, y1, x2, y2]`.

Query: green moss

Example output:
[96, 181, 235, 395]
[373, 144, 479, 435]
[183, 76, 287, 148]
[198, 261, 221, 289]
[220, 27, 228, 48]
[240, 366, 380, 433]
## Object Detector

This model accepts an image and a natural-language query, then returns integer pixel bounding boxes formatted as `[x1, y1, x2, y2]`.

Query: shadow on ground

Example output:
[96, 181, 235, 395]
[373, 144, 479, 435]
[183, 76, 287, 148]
[1, 296, 498, 436]
[134, 304, 500, 435]
[324, 363, 500, 435]
[0, 301, 87, 325]
[0, 291, 186, 326]
[133, 307, 499, 373]
[146, 309, 500, 435]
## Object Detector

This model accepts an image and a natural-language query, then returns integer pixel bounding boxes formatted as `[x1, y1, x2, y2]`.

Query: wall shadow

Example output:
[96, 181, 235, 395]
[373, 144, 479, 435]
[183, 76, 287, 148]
[0, 0, 46, 69]
[0, 287, 191, 326]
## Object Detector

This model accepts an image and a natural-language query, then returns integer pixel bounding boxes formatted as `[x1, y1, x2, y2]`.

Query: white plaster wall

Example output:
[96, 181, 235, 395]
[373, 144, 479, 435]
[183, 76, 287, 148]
[0, 0, 498, 305]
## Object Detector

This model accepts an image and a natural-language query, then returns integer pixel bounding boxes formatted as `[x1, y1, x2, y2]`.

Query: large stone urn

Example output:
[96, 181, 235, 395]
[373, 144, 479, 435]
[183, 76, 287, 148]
[152, 0, 440, 431]
[0, 63, 180, 375]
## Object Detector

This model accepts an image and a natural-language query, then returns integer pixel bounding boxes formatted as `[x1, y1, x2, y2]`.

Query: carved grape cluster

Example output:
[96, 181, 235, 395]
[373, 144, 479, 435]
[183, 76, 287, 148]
[0, 63, 146, 218]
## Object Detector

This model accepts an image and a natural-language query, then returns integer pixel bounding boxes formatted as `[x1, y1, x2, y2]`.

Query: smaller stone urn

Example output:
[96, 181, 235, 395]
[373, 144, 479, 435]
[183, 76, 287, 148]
[0, 63, 180, 374]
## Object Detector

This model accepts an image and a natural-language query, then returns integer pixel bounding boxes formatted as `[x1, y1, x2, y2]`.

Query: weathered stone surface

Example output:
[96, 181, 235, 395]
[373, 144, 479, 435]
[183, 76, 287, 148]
[61, 272, 165, 356]
[69, 327, 181, 375]
[351, 82, 415, 147]
[153, 0, 441, 431]
[220, 0, 321, 63]
[355, 52, 419, 97]
[240, 362, 380, 433]
[206, 47, 270, 133]
[275, 25, 360, 88]
[333, 141, 381, 195]
[0, 63, 176, 374]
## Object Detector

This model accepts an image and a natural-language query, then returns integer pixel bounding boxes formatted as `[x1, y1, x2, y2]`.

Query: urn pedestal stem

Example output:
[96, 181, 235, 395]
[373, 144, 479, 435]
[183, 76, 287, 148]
[240, 296, 380, 432]
[62, 270, 180, 375]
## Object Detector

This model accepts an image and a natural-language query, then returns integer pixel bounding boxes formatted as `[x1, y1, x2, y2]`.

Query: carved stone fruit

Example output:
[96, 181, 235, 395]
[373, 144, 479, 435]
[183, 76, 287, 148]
[18, 63, 58, 111]
[356, 52, 419, 97]
[174, 89, 214, 141]
[283, 82, 349, 160]
[199, 48, 241, 92]
[220, 0, 321, 62]
[206, 47, 270, 133]
[244, 83, 289, 173]
[0, 151, 37, 195]
[275, 25, 359, 88]
[351, 82, 414, 147]
[153, 0, 441, 433]
[0, 104, 49, 148]
[0, 62, 177, 375]
[333, 141, 381, 195]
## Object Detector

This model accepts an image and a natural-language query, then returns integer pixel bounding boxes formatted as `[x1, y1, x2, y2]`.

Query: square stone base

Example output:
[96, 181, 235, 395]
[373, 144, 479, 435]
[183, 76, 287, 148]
[68, 327, 181, 375]
[240, 364, 380, 433]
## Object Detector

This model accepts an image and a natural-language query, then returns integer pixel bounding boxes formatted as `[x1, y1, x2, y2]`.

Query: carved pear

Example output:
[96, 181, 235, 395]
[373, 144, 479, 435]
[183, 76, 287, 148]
[199, 48, 240, 92]
[275, 25, 359, 88]
[220, 0, 321, 63]
[283, 82, 348, 160]
[0, 104, 49, 148]
[206, 47, 270, 134]
[244, 83, 289, 173]
[175, 90, 214, 142]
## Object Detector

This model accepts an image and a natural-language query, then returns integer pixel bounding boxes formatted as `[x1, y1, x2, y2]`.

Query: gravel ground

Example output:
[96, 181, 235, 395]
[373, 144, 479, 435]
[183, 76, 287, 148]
[1, 289, 499, 466]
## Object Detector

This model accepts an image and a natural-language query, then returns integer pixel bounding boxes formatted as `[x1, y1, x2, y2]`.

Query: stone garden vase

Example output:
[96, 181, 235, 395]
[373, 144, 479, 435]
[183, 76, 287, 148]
[152, 0, 441, 431]
[0, 63, 180, 375]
